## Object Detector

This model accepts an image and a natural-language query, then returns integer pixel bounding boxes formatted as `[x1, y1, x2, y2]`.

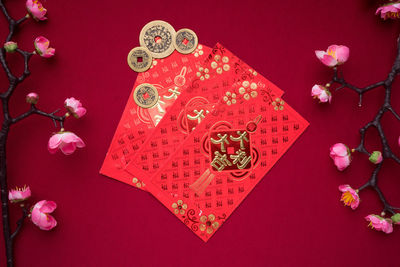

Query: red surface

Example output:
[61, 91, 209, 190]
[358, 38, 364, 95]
[1, 0, 400, 266]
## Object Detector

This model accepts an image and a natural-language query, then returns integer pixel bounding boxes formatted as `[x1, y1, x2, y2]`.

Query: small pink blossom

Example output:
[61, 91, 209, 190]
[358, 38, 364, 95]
[31, 200, 57, 230]
[8, 186, 31, 203]
[329, 143, 352, 171]
[34, 36, 55, 58]
[365, 215, 393, 234]
[26, 0, 47, 21]
[315, 45, 349, 67]
[4, 41, 17, 53]
[311, 84, 332, 103]
[26, 92, 39, 104]
[64, 97, 86, 118]
[369, 151, 383, 164]
[376, 3, 400, 20]
[48, 131, 85, 155]
[338, 184, 360, 210]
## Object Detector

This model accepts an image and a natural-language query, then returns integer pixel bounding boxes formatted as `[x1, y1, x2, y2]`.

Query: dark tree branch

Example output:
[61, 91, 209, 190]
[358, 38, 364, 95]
[0, 1, 64, 266]
[330, 35, 400, 216]
[10, 206, 27, 240]
[11, 104, 66, 128]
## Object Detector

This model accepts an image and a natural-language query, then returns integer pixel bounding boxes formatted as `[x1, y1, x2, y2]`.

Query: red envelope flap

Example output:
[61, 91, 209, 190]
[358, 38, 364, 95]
[145, 94, 309, 242]
[124, 43, 285, 190]
[100, 45, 212, 188]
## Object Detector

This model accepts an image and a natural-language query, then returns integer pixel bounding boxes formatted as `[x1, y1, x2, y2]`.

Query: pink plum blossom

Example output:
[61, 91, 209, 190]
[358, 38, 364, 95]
[26, 0, 47, 21]
[8, 186, 31, 203]
[26, 92, 39, 104]
[369, 151, 383, 164]
[338, 184, 359, 210]
[34, 36, 55, 58]
[329, 143, 352, 171]
[48, 131, 85, 155]
[4, 41, 17, 53]
[31, 200, 57, 230]
[311, 84, 332, 103]
[365, 215, 393, 234]
[64, 97, 86, 118]
[376, 3, 400, 20]
[315, 45, 349, 67]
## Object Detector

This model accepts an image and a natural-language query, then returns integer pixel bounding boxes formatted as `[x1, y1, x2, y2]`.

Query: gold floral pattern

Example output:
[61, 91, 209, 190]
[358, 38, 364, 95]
[223, 91, 237, 106]
[238, 80, 258, 100]
[132, 177, 144, 188]
[272, 97, 285, 111]
[193, 44, 204, 57]
[210, 54, 230, 74]
[171, 199, 188, 215]
[196, 67, 210, 81]
[199, 214, 219, 234]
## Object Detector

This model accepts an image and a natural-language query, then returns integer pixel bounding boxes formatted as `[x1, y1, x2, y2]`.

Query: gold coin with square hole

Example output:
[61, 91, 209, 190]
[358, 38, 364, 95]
[127, 47, 152, 72]
[133, 83, 159, 109]
[173, 28, 198, 54]
[139, 20, 176, 59]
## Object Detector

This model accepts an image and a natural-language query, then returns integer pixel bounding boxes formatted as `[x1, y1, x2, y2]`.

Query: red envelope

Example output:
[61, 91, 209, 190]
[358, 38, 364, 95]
[100, 45, 211, 189]
[124, 44, 284, 188]
[124, 44, 308, 242]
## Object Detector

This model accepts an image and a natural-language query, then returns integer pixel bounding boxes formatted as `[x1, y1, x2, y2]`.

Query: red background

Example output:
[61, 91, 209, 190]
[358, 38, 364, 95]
[1, 0, 400, 266]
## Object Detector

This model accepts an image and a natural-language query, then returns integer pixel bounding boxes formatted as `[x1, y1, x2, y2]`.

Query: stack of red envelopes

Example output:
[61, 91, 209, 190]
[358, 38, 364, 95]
[100, 43, 309, 242]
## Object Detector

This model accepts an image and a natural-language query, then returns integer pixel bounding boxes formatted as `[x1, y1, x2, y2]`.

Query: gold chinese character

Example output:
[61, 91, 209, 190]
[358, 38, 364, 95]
[163, 87, 181, 100]
[187, 109, 208, 124]
[211, 151, 232, 171]
[230, 150, 251, 169]
[210, 133, 230, 152]
[229, 131, 249, 150]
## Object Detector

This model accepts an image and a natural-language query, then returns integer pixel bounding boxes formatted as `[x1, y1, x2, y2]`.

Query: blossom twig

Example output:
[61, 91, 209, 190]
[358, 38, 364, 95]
[10, 206, 28, 240]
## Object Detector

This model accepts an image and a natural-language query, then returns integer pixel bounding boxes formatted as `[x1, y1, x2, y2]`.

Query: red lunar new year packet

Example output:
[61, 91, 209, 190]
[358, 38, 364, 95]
[100, 45, 211, 189]
[123, 43, 284, 188]
[124, 43, 308, 242]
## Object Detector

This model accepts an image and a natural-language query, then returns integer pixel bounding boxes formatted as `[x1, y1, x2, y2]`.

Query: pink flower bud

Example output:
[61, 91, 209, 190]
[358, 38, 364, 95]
[64, 97, 86, 118]
[26, 92, 39, 104]
[4, 41, 17, 53]
[31, 200, 57, 230]
[369, 151, 383, 164]
[329, 143, 352, 171]
[391, 214, 400, 225]
[26, 0, 47, 21]
[376, 3, 400, 20]
[8, 185, 31, 203]
[365, 215, 393, 234]
[311, 84, 332, 103]
[34, 36, 55, 58]
[48, 131, 85, 155]
[315, 45, 349, 67]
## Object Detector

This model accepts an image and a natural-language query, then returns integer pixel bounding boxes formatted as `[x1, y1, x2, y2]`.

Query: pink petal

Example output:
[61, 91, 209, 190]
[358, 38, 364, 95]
[331, 143, 348, 157]
[338, 184, 350, 192]
[315, 50, 326, 60]
[60, 142, 77, 155]
[311, 85, 323, 96]
[334, 156, 350, 171]
[48, 134, 62, 149]
[335, 46, 349, 63]
[40, 201, 57, 213]
[320, 55, 338, 67]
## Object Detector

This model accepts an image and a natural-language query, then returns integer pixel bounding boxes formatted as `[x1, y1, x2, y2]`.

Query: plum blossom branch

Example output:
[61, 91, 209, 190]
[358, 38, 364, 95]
[11, 104, 66, 128]
[315, 2, 400, 234]
[0, 1, 85, 266]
